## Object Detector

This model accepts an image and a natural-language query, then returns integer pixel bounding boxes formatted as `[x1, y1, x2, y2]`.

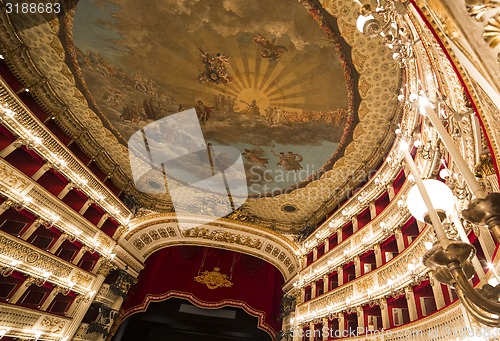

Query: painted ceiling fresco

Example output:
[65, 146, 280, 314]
[67, 0, 356, 197]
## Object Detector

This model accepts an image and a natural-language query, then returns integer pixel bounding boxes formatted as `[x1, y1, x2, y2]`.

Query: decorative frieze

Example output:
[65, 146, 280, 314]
[0, 233, 72, 278]
[184, 226, 263, 250]
[0, 303, 71, 340]
[0, 158, 117, 257]
[0, 78, 131, 224]
[0, 231, 97, 292]
[295, 227, 433, 324]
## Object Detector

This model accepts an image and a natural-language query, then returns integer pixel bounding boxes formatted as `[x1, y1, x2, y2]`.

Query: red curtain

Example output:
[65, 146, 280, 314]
[121, 246, 284, 336]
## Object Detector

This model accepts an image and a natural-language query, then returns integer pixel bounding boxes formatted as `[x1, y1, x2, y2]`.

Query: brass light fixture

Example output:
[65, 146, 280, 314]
[402, 141, 500, 327]
[355, 0, 414, 65]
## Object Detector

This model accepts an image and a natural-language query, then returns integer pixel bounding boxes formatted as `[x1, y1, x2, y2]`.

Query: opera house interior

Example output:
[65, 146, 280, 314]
[0, 0, 500, 340]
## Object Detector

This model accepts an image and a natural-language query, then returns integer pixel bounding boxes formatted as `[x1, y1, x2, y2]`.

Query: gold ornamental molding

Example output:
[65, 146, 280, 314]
[194, 267, 234, 290]
[0, 0, 401, 230]
[0, 156, 118, 259]
[120, 214, 300, 285]
[411, 1, 500, 171]
[0, 233, 72, 277]
[0, 302, 72, 340]
[184, 227, 263, 250]
[0, 231, 96, 292]
[295, 226, 434, 324]
[0, 76, 131, 225]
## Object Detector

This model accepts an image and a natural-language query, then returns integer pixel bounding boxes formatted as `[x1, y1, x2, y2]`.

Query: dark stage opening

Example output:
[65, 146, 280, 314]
[112, 298, 272, 341]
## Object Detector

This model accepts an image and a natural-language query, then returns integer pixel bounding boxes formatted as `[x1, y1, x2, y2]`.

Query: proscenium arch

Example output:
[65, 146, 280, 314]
[119, 213, 300, 287]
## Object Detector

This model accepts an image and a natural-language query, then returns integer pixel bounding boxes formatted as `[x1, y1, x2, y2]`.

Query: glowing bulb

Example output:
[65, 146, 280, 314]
[9, 260, 20, 267]
[418, 96, 436, 116]
[4, 108, 13, 117]
[424, 241, 433, 250]
[488, 278, 500, 286]
[439, 168, 451, 179]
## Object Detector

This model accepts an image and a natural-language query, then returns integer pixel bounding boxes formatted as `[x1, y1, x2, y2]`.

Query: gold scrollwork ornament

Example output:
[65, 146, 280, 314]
[483, 14, 500, 48]
[194, 267, 233, 290]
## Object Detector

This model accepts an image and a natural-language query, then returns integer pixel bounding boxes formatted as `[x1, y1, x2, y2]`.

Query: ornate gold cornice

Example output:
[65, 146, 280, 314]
[0, 231, 96, 293]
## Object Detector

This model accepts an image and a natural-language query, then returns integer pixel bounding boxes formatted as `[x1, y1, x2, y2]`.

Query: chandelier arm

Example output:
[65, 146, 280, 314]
[450, 265, 500, 314]
[456, 288, 500, 327]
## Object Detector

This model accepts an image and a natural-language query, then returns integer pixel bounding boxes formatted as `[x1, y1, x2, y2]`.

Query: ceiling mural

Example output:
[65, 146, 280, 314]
[66, 0, 356, 197]
[0, 0, 400, 231]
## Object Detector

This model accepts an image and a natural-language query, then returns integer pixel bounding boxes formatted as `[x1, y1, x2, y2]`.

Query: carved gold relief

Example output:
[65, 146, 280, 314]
[475, 153, 496, 177]
[71, 272, 94, 287]
[132, 239, 145, 250]
[158, 228, 168, 238]
[0, 164, 29, 192]
[96, 233, 112, 249]
[0, 234, 72, 277]
[39, 316, 66, 333]
[357, 276, 374, 293]
[140, 233, 152, 244]
[194, 267, 233, 290]
[466, 0, 500, 21]
[149, 230, 160, 241]
[184, 227, 262, 250]
[97, 260, 117, 277]
[483, 14, 500, 47]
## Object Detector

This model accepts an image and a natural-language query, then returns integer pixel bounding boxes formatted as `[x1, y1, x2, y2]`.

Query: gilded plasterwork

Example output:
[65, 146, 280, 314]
[0, 0, 400, 231]
[194, 267, 233, 290]
[184, 227, 263, 250]
[412, 0, 500, 170]
[0, 233, 72, 278]
[124, 217, 299, 282]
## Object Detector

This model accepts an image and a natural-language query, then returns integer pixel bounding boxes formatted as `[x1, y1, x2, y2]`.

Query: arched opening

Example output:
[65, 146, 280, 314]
[114, 245, 285, 339]
[112, 297, 273, 341]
